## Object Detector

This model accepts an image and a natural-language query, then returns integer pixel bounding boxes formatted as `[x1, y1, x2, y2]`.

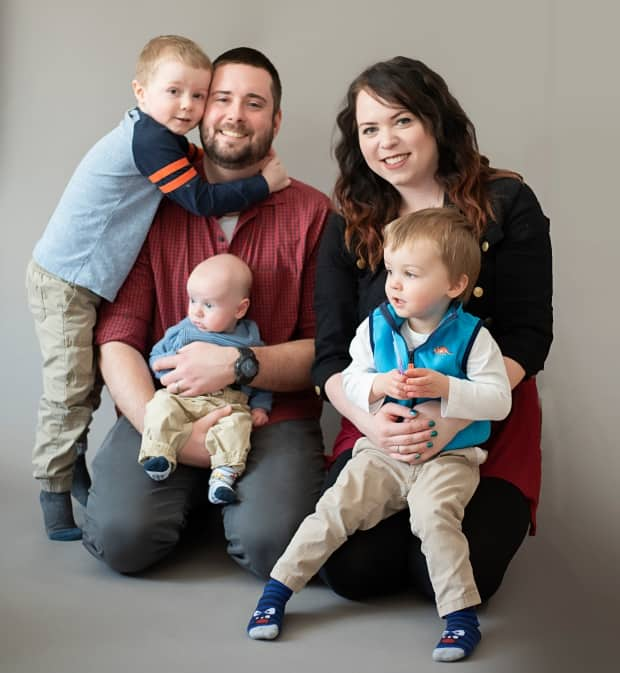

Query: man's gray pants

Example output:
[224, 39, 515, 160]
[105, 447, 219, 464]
[82, 415, 325, 578]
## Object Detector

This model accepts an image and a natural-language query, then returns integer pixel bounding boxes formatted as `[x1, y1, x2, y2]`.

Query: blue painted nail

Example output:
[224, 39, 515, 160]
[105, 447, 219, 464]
[410, 409, 418, 416]
[426, 441, 433, 448]
[430, 430, 438, 437]
[428, 420, 436, 427]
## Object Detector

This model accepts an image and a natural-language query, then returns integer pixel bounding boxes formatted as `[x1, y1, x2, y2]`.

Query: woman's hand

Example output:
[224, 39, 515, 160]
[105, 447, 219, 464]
[325, 372, 471, 465]
[386, 400, 471, 464]
[356, 401, 436, 455]
[356, 399, 470, 465]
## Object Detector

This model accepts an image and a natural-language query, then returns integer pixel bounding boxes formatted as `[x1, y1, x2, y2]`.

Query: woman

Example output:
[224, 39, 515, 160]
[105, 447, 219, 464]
[312, 56, 552, 602]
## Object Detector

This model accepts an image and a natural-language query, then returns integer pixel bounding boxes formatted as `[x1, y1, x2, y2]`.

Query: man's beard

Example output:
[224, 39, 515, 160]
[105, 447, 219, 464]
[200, 122, 274, 170]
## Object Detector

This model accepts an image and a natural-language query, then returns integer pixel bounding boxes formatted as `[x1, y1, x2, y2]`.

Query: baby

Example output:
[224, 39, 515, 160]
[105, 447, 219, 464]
[140, 254, 271, 505]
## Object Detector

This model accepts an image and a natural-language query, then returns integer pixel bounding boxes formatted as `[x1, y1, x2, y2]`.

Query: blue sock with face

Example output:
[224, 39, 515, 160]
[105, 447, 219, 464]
[432, 607, 481, 662]
[247, 578, 293, 640]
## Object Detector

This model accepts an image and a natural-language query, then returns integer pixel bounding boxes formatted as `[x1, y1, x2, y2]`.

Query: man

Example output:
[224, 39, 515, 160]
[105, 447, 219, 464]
[81, 48, 330, 577]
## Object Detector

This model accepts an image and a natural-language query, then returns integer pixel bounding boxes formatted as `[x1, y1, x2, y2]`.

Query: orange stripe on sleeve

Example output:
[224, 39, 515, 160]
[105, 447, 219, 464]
[159, 167, 198, 193]
[148, 158, 190, 184]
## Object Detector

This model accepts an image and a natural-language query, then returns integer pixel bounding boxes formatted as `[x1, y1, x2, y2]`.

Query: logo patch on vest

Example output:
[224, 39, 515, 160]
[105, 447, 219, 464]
[433, 346, 452, 355]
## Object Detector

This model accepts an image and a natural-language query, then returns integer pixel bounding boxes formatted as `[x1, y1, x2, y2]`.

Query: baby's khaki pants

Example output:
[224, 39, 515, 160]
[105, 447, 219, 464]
[139, 387, 253, 473]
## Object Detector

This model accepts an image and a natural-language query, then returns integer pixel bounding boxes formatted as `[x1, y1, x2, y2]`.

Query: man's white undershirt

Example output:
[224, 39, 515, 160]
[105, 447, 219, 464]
[218, 214, 239, 243]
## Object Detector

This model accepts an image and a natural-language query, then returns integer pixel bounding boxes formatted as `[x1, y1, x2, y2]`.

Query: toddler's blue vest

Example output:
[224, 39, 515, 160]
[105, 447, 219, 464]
[369, 301, 490, 451]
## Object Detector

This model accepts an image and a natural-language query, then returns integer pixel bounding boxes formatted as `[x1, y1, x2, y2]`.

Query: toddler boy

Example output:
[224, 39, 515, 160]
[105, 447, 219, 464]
[247, 208, 512, 663]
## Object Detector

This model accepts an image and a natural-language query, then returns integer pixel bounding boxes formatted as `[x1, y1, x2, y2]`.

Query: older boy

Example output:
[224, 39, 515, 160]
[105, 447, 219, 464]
[27, 36, 288, 541]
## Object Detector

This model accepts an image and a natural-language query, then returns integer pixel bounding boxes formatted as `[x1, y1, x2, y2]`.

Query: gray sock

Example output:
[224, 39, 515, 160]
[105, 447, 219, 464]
[39, 491, 82, 541]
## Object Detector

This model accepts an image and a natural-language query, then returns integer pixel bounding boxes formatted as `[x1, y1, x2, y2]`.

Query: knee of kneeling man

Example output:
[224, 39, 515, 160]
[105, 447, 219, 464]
[229, 521, 296, 579]
[86, 510, 172, 574]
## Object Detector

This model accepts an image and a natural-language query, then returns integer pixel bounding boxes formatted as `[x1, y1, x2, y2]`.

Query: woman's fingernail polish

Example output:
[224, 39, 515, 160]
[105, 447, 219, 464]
[428, 420, 436, 427]
[430, 430, 438, 437]
[426, 441, 433, 448]
[410, 409, 418, 416]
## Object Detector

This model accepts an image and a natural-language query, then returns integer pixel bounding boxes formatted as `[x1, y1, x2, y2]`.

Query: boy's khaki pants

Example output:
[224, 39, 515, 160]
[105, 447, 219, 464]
[272, 441, 482, 616]
[26, 259, 102, 492]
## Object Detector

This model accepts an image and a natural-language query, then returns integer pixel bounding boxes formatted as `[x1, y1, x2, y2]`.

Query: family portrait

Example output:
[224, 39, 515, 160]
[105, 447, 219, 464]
[2, 2, 616, 672]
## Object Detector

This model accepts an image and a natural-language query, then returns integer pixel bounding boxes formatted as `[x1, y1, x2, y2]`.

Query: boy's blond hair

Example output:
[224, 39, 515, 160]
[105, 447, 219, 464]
[383, 207, 481, 303]
[135, 35, 212, 84]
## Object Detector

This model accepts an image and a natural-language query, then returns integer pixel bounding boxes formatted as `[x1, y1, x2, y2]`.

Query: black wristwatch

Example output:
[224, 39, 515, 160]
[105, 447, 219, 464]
[234, 347, 259, 386]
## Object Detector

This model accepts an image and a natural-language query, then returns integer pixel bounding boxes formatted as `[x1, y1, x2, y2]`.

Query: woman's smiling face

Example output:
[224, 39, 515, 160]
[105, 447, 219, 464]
[355, 88, 439, 190]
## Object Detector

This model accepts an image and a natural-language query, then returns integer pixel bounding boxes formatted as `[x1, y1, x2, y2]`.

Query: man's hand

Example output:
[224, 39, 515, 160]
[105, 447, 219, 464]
[251, 408, 269, 427]
[177, 404, 233, 467]
[153, 342, 237, 397]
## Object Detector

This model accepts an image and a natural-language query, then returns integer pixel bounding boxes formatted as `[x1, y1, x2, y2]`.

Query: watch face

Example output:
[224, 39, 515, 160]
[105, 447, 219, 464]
[240, 358, 257, 378]
[235, 348, 258, 385]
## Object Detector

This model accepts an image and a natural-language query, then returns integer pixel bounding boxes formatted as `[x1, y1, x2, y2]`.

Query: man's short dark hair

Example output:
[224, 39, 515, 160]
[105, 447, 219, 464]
[213, 47, 282, 114]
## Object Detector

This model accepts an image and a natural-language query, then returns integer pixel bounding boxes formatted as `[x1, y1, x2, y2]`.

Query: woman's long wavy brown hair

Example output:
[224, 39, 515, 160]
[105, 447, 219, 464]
[333, 56, 519, 270]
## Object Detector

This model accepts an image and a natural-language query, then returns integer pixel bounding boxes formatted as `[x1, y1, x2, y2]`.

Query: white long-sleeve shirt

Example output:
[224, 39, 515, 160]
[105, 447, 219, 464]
[342, 317, 511, 421]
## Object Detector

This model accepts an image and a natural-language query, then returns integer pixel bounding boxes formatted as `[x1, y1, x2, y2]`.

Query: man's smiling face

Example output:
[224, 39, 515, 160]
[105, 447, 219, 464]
[200, 63, 281, 169]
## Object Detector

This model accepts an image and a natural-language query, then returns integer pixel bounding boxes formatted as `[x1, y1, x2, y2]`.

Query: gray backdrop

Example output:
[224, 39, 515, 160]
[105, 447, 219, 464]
[2, 0, 618, 606]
